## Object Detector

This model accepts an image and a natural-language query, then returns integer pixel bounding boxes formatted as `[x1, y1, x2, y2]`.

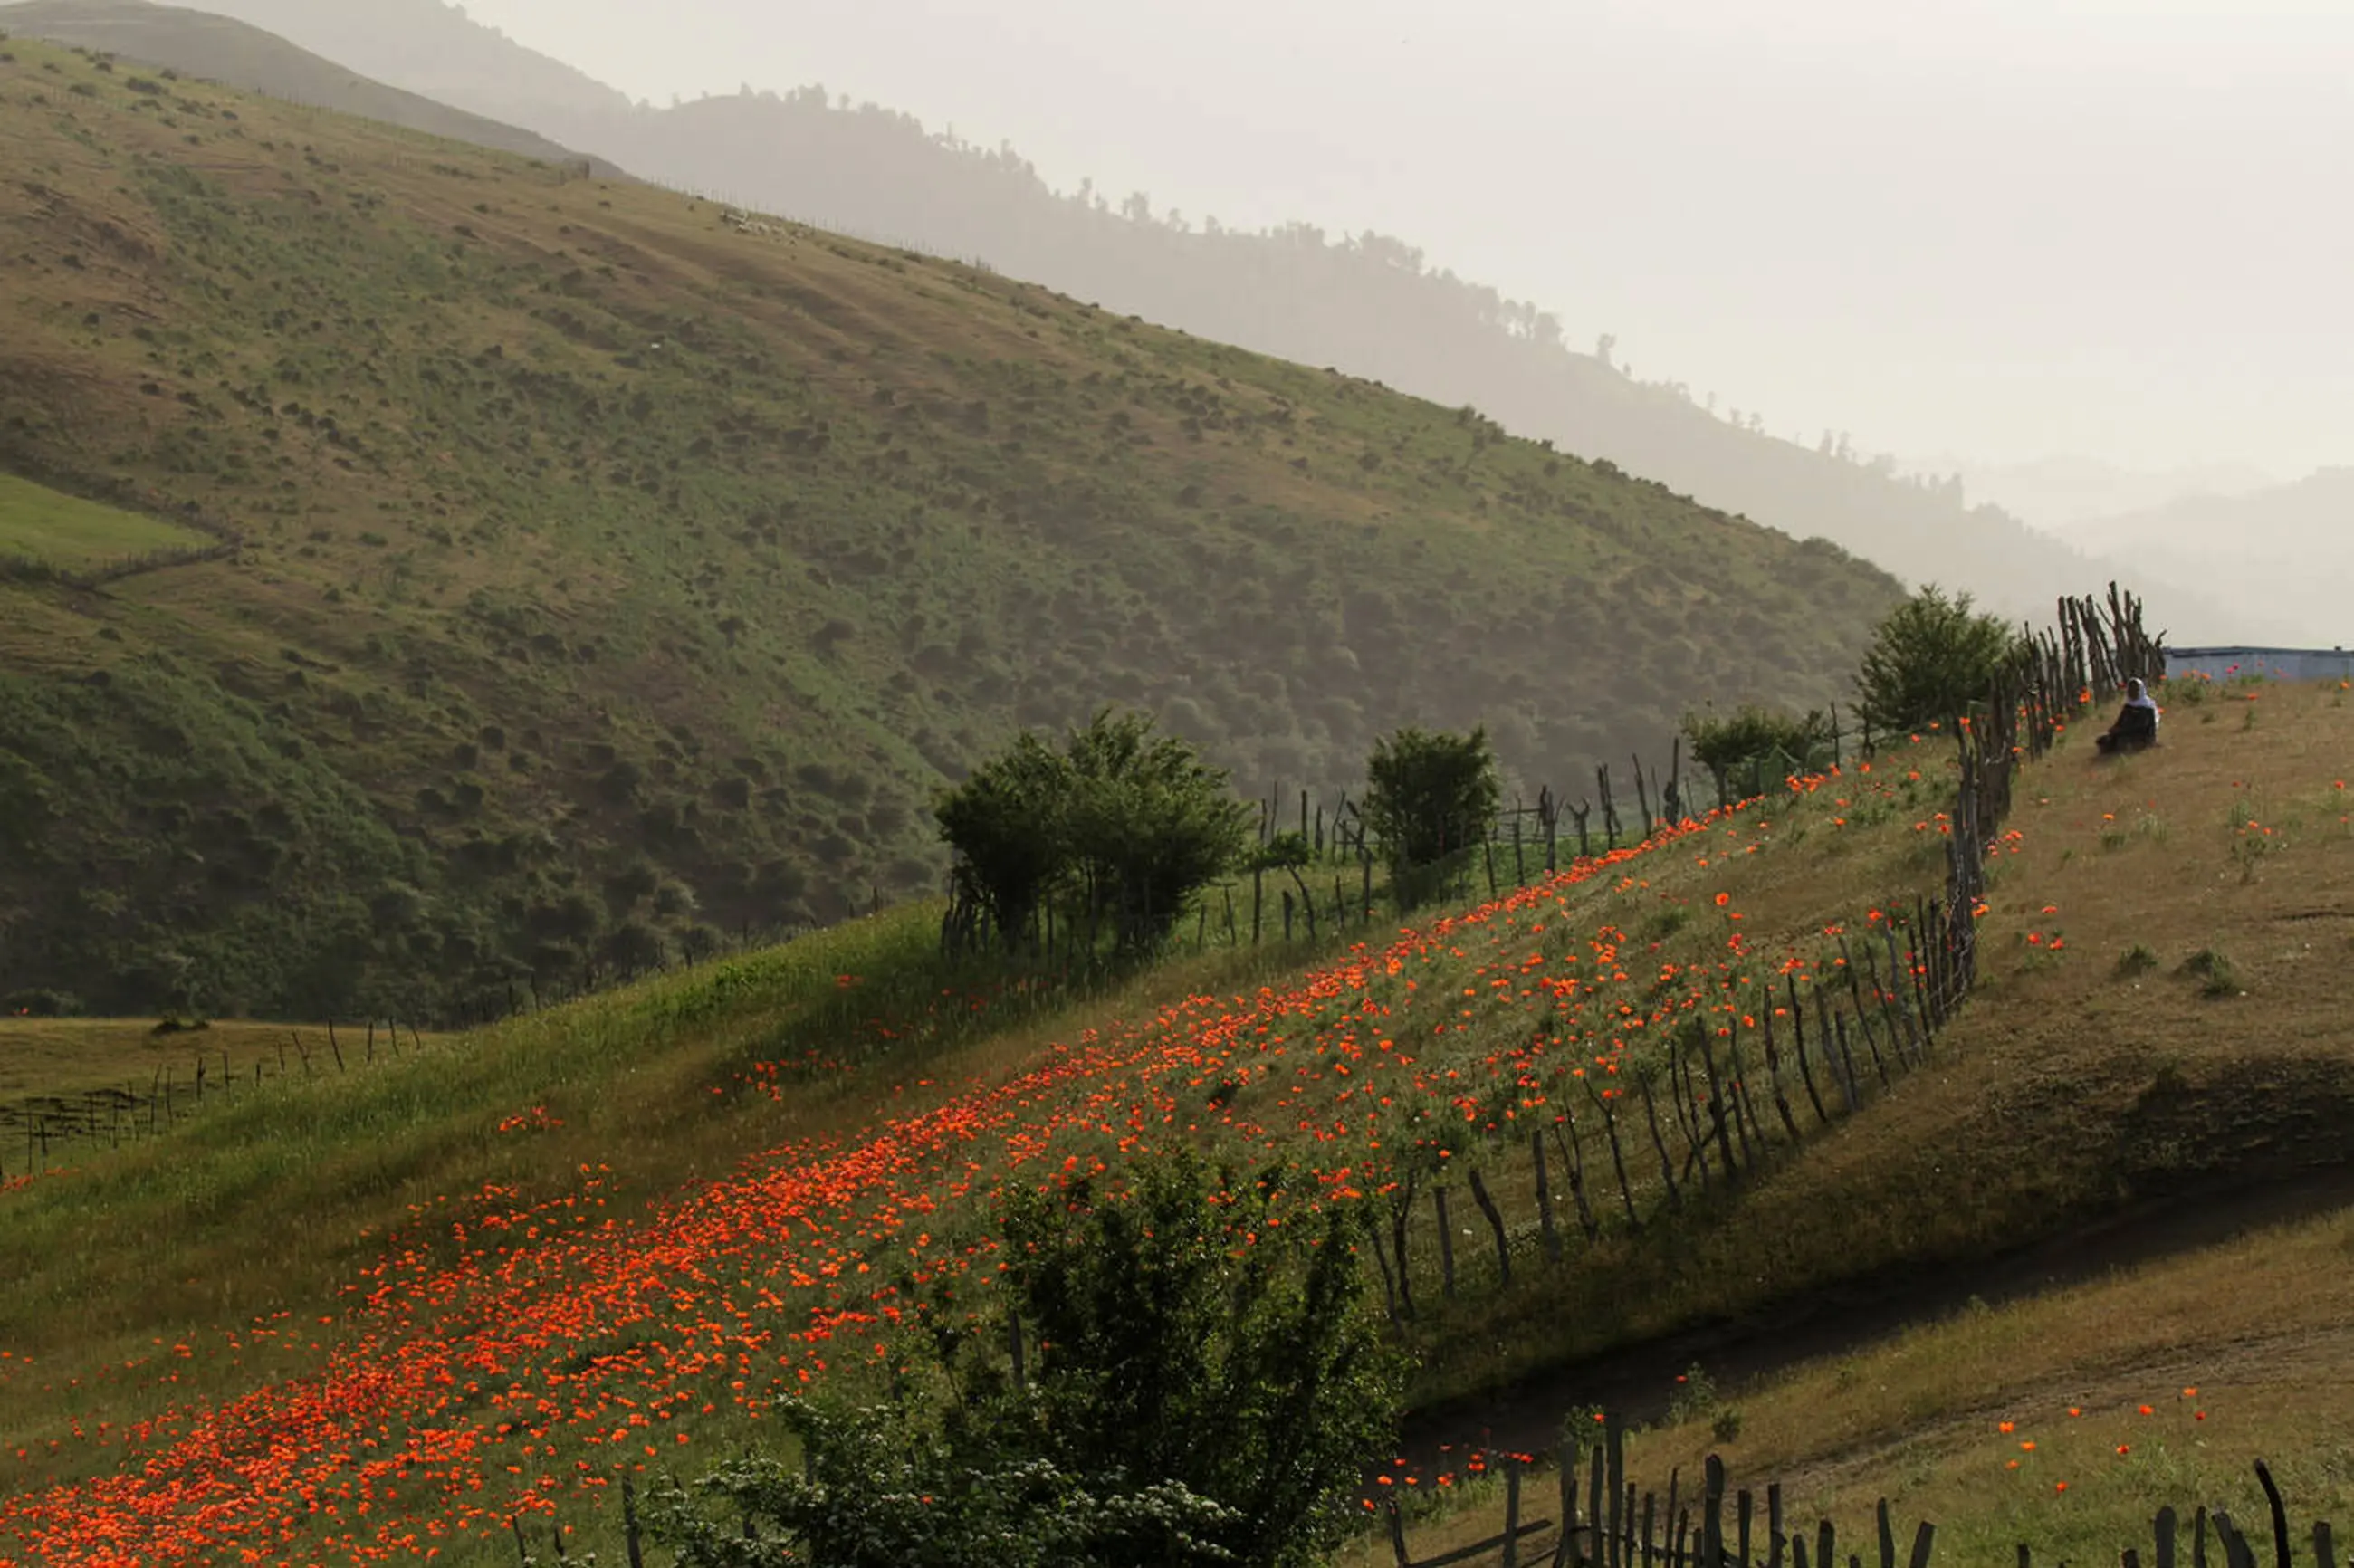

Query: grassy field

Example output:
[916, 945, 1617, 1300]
[0, 30, 1901, 1022]
[0, 471, 209, 567]
[1, 676, 2348, 1563]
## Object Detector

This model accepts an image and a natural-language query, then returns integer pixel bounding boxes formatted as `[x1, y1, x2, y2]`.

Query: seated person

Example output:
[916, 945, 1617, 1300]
[2096, 677, 2160, 754]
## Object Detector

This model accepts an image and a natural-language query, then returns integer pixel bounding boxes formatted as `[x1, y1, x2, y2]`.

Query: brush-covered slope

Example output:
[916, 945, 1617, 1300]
[0, 0, 620, 172]
[0, 34, 1901, 1019]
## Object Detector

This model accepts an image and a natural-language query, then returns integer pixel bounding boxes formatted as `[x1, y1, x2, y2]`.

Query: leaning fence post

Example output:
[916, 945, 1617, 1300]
[1386, 1498, 1411, 1568]
[2256, 1460, 2291, 1568]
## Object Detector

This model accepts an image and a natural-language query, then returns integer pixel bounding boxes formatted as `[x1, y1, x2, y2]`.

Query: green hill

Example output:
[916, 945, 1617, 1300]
[0, 33, 1901, 1019]
[0, 0, 620, 172]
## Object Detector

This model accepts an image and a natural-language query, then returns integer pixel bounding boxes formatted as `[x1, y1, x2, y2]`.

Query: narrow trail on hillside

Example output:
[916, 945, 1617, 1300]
[1391, 1162, 2354, 1473]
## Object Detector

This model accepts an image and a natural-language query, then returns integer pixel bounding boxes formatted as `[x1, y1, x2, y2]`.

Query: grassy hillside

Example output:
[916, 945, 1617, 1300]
[2, 673, 2346, 1564]
[0, 469, 211, 567]
[0, 33, 1901, 1019]
[0, 0, 622, 173]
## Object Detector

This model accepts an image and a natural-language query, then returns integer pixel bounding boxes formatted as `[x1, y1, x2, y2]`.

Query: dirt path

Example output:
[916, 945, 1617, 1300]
[1391, 1162, 2354, 1471]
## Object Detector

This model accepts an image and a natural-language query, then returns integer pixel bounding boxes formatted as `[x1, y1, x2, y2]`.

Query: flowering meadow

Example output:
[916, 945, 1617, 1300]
[0, 745, 1971, 1567]
[16, 676, 2352, 1567]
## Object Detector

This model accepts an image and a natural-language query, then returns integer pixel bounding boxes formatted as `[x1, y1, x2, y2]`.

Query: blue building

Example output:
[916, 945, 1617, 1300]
[2163, 646, 2354, 683]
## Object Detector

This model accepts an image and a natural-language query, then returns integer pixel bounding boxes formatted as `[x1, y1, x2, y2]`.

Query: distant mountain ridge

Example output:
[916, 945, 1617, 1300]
[2062, 469, 2354, 646]
[0, 0, 623, 173]
[105, 0, 2251, 637]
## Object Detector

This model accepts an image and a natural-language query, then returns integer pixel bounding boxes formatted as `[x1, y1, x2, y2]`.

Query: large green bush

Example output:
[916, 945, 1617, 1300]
[936, 710, 1250, 953]
[1852, 586, 2024, 739]
[657, 1153, 1401, 1568]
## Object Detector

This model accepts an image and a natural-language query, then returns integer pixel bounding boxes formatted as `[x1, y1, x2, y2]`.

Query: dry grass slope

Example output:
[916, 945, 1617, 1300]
[1344, 674, 2354, 1563]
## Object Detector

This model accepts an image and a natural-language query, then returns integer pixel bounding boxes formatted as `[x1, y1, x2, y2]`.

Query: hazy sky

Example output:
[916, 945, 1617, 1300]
[451, 0, 2351, 479]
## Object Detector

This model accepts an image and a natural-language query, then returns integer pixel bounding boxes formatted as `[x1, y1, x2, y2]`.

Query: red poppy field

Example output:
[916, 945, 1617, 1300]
[5, 678, 2351, 1565]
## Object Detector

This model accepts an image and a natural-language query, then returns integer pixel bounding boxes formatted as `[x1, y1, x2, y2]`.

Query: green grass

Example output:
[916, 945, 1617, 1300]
[0, 31, 1901, 1020]
[0, 471, 208, 567]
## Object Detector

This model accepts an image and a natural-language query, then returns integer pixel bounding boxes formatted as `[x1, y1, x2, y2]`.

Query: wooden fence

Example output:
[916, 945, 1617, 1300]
[0, 1016, 431, 1178]
[1382, 1414, 2336, 1568]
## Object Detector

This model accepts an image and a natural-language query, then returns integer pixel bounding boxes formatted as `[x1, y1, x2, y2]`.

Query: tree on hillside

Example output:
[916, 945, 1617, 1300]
[1852, 586, 2023, 739]
[1362, 726, 1499, 908]
[934, 731, 1072, 948]
[937, 711, 1249, 953]
[655, 1153, 1402, 1568]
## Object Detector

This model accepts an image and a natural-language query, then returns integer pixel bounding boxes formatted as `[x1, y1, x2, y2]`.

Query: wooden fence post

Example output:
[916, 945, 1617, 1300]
[1591, 1086, 1640, 1230]
[1531, 1129, 1563, 1260]
[1433, 1185, 1457, 1298]
[1505, 1461, 1524, 1568]
[621, 1471, 647, 1568]
[1696, 1028, 1738, 1174]
[1703, 1456, 1726, 1568]
[1637, 1070, 1683, 1207]
[1785, 979, 1829, 1125]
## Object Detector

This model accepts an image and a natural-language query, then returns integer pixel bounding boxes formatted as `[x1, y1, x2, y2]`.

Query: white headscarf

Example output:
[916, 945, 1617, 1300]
[2124, 677, 2159, 722]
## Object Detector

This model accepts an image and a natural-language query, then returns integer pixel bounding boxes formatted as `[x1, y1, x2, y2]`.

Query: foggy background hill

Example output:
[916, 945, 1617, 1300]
[2051, 469, 2354, 650]
[0, 0, 624, 170]
[72, 0, 2346, 643]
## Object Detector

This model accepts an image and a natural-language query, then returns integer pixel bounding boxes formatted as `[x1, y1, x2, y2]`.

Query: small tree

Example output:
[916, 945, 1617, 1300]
[1362, 726, 1499, 906]
[1853, 586, 2022, 738]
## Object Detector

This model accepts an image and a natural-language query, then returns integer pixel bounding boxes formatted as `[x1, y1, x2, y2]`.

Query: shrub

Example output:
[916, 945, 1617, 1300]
[1680, 703, 1834, 795]
[936, 731, 1077, 948]
[2180, 948, 2241, 999]
[1362, 726, 1498, 906]
[1852, 585, 2022, 738]
[659, 1153, 1398, 1568]
[5, 988, 81, 1018]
